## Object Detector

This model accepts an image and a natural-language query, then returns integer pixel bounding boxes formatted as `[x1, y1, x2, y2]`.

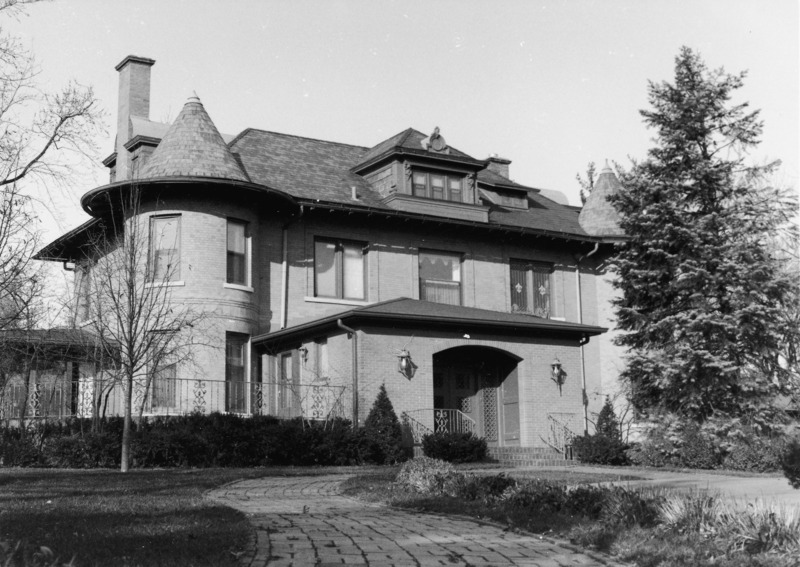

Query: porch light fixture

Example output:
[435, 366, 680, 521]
[297, 346, 309, 363]
[397, 349, 417, 380]
[550, 357, 567, 395]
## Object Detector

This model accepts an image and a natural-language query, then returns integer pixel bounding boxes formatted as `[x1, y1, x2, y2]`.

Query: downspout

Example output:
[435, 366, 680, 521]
[280, 205, 304, 329]
[337, 319, 358, 428]
[573, 242, 600, 435]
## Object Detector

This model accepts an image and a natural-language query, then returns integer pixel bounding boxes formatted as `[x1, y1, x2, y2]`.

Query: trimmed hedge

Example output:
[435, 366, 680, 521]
[421, 431, 487, 463]
[0, 413, 399, 468]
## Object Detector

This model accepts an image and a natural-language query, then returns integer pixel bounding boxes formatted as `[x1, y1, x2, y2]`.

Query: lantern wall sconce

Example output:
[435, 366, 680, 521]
[297, 346, 309, 363]
[397, 349, 417, 380]
[550, 357, 567, 395]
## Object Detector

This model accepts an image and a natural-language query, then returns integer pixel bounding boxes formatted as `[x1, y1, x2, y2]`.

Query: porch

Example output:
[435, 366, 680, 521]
[0, 375, 349, 423]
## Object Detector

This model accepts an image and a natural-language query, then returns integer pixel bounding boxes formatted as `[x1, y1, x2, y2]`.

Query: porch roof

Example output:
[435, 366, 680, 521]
[253, 298, 606, 350]
[0, 328, 100, 361]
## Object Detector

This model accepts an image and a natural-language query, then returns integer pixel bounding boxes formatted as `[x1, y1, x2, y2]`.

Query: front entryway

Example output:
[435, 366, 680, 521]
[432, 347, 520, 446]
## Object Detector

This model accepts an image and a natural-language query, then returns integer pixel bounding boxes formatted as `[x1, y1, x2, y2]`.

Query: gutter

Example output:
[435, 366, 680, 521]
[280, 205, 304, 329]
[337, 319, 359, 428]
[573, 242, 600, 435]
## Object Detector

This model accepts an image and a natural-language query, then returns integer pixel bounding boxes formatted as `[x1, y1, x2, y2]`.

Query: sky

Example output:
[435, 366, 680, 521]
[8, 0, 799, 242]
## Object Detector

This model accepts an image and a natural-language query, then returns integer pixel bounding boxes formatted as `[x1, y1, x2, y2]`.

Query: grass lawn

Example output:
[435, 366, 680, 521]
[0, 467, 361, 567]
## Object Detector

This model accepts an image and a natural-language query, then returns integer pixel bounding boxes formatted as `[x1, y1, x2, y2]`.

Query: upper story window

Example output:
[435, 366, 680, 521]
[227, 219, 250, 286]
[149, 215, 181, 281]
[314, 238, 366, 300]
[510, 260, 554, 318]
[412, 170, 464, 203]
[419, 250, 461, 306]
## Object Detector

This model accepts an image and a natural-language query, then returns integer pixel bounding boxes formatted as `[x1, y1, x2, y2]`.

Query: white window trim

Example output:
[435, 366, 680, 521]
[223, 282, 254, 293]
[304, 296, 370, 307]
[145, 280, 185, 289]
[226, 218, 252, 287]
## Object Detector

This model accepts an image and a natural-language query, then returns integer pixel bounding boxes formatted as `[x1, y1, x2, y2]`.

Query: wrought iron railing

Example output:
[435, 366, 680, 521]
[401, 408, 476, 444]
[0, 377, 348, 422]
[541, 413, 578, 458]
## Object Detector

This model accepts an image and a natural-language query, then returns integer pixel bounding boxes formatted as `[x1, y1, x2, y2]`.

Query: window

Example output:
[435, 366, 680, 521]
[412, 170, 464, 202]
[419, 250, 461, 305]
[149, 215, 181, 281]
[151, 362, 177, 409]
[227, 219, 249, 285]
[510, 260, 554, 318]
[225, 333, 248, 412]
[314, 239, 366, 300]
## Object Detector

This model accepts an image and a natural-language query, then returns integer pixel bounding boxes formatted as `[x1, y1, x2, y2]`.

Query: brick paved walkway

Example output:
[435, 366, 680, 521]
[208, 475, 626, 567]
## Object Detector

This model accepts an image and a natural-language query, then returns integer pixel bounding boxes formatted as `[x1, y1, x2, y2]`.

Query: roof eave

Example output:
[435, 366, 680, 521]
[296, 198, 602, 243]
[80, 177, 299, 216]
[253, 309, 606, 348]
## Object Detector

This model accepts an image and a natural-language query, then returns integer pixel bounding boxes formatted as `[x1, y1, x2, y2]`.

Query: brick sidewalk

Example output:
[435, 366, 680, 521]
[208, 475, 627, 567]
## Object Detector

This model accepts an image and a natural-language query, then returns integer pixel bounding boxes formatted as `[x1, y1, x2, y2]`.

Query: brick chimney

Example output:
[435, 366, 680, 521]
[114, 55, 155, 181]
[486, 154, 511, 179]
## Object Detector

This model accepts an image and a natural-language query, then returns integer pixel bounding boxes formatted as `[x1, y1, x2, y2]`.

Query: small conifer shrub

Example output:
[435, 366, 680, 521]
[363, 384, 407, 464]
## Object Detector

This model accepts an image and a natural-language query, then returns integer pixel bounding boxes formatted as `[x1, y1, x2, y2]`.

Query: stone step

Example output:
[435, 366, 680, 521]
[410, 446, 575, 467]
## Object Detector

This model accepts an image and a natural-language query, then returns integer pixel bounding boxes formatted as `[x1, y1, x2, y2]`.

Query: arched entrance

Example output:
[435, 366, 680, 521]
[432, 347, 521, 446]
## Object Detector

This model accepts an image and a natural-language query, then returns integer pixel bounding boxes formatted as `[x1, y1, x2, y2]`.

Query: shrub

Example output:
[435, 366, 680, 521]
[444, 473, 517, 502]
[362, 385, 407, 464]
[421, 431, 487, 463]
[44, 432, 121, 468]
[572, 434, 630, 466]
[595, 397, 622, 439]
[659, 492, 720, 535]
[780, 437, 800, 490]
[563, 485, 607, 518]
[723, 434, 784, 473]
[675, 424, 719, 470]
[500, 480, 568, 514]
[394, 456, 460, 495]
[716, 500, 800, 555]
[0, 428, 42, 467]
[601, 487, 662, 528]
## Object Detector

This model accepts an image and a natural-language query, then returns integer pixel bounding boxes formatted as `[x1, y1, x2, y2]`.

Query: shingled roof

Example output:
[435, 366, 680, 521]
[140, 95, 248, 181]
[229, 128, 590, 238]
[578, 163, 625, 238]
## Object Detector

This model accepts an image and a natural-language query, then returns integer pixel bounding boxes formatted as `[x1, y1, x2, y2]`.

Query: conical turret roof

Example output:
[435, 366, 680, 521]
[578, 163, 625, 237]
[140, 94, 248, 181]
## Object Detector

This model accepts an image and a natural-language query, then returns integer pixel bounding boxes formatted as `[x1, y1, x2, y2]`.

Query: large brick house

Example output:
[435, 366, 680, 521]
[28, 55, 625, 453]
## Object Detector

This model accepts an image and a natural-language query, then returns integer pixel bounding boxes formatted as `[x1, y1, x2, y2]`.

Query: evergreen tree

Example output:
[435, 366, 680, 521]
[611, 47, 799, 427]
[364, 384, 405, 464]
[595, 398, 620, 440]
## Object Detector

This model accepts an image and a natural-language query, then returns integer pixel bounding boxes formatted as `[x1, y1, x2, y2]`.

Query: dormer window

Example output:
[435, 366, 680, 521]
[412, 170, 464, 203]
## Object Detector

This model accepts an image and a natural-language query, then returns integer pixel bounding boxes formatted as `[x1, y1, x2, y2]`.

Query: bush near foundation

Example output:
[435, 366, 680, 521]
[0, 413, 373, 468]
[362, 384, 408, 464]
[421, 431, 487, 463]
[781, 438, 800, 489]
[573, 398, 630, 466]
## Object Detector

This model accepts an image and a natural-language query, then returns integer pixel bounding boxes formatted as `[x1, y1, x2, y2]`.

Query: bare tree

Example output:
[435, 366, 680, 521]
[83, 187, 207, 472]
[0, 0, 103, 330]
[0, 186, 40, 329]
